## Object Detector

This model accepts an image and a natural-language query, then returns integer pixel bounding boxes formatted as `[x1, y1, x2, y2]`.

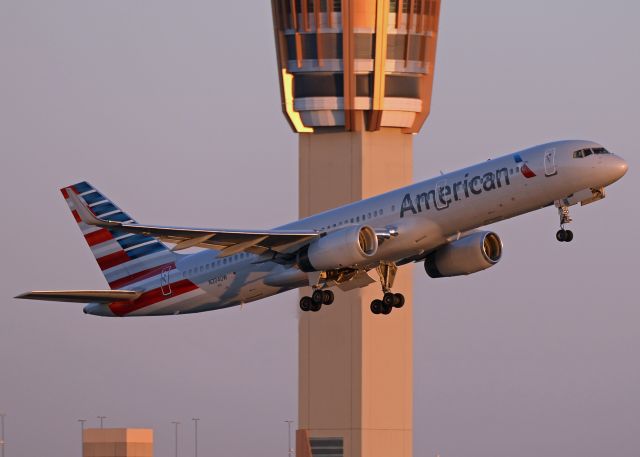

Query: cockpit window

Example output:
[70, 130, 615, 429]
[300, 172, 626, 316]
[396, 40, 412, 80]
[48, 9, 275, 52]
[573, 147, 610, 158]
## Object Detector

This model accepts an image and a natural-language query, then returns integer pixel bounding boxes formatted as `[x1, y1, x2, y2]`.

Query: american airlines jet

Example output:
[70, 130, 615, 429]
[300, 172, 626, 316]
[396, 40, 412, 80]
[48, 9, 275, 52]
[16, 140, 627, 317]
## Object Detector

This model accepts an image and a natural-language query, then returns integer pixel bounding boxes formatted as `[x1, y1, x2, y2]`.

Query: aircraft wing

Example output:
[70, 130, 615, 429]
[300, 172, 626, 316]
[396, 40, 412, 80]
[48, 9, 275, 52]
[68, 190, 319, 256]
[15, 290, 142, 303]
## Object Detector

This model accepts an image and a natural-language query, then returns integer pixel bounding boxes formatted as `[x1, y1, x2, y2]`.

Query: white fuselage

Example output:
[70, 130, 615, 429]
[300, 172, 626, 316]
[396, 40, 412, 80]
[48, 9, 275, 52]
[91, 140, 627, 316]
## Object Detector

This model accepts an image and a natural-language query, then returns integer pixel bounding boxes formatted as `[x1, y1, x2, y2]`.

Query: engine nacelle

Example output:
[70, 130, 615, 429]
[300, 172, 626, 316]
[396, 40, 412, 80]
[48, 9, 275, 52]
[424, 231, 502, 278]
[298, 225, 378, 272]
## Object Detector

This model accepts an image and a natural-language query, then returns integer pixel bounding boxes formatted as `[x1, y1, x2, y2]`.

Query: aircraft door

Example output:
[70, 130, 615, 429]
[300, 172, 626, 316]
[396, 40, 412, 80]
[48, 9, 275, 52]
[160, 266, 172, 296]
[544, 148, 558, 176]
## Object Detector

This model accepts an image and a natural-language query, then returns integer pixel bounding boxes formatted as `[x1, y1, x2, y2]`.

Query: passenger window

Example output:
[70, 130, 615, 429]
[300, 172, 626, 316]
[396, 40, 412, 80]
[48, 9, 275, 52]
[206, 264, 210, 270]
[368, 212, 371, 218]
[391, 206, 395, 212]
[380, 209, 384, 215]
[374, 210, 378, 217]
[350, 218, 354, 223]
[356, 216, 360, 222]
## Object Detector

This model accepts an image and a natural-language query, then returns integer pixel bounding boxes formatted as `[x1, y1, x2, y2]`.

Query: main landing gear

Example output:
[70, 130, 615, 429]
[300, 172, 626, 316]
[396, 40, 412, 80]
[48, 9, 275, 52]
[300, 289, 334, 312]
[370, 262, 405, 316]
[370, 292, 405, 315]
[555, 203, 574, 243]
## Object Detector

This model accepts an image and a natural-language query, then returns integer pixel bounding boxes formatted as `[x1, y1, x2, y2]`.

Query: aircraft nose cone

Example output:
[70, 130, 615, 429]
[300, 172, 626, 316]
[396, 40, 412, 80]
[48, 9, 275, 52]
[613, 155, 629, 179]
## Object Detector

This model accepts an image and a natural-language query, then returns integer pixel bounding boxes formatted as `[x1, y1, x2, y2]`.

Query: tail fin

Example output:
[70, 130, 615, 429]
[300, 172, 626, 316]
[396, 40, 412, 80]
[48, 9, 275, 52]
[61, 181, 177, 289]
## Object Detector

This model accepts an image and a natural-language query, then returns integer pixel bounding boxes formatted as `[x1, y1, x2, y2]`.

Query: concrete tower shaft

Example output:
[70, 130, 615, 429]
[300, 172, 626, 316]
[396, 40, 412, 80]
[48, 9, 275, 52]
[270, 2, 442, 457]
[271, 0, 441, 133]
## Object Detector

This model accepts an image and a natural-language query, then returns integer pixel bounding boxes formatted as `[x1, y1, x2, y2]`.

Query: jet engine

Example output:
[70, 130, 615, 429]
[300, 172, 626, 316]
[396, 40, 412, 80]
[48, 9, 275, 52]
[424, 231, 502, 278]
[298, 225, 378, 272]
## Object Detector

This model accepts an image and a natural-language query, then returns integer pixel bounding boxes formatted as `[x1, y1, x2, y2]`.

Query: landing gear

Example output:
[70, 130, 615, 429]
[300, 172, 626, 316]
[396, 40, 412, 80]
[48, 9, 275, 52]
[556, 229, 574, 242]
[299, 288, 334, 312]
[555, 203, 574, 243]
[370, 263, 405, 316]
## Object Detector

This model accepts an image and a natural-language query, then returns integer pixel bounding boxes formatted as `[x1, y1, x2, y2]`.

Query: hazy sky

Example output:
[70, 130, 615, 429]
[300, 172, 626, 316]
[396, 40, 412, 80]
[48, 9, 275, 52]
[1, 1, 638, 457]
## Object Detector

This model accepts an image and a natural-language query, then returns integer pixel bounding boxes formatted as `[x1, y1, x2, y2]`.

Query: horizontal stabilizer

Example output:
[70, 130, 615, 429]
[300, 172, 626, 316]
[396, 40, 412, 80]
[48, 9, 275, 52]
[15, 290, 142, 304]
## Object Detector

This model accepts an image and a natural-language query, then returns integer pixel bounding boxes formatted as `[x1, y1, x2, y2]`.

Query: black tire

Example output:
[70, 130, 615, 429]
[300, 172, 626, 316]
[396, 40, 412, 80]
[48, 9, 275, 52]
[381, 302, 393, 315]
[383, 292, 396, 307]
[370, 299, 382, 314]
[310, 300, 322, 312]
[556, 229, 566, 242]
[312, 289, 325, 305]
[393, 293, 405, 308]
[300, 296, 312, 312]
[322, 289, 334, 305]
[565, 230, 574, 242]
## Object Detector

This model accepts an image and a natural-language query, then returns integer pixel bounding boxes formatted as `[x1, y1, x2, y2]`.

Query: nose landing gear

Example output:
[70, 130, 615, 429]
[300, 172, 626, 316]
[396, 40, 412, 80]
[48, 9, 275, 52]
[555, 203, 574, 242]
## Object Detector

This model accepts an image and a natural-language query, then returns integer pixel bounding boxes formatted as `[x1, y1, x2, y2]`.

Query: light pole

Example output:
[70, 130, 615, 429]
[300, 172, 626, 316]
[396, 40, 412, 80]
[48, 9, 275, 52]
[97, 416, 106, 429]
[191, 418, 199, 457]
[171, 421, 180, 457]
[284, 420, 294, 457]
[78, 419, 87, 457]
[1, 413, 5, 457]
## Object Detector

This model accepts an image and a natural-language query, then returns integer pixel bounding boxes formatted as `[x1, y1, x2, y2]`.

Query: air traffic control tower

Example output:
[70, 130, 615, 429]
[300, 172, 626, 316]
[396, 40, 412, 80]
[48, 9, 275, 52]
[270, 1, 441, 457]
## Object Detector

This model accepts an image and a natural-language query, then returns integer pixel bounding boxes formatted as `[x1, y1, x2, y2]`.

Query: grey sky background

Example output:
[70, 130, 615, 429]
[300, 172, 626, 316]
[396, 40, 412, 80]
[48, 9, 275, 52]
[1, 1, 638, 456]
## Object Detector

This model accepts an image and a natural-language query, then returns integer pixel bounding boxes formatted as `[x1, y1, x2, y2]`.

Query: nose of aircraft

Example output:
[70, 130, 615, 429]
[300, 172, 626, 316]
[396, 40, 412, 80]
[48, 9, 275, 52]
[611, 155, 629, 180]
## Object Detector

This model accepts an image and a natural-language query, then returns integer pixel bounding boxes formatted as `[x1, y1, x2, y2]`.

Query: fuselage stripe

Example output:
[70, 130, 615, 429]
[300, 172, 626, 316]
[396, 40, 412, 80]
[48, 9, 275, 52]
[108, 279, 198, 316]
[108, 262, 176, 289]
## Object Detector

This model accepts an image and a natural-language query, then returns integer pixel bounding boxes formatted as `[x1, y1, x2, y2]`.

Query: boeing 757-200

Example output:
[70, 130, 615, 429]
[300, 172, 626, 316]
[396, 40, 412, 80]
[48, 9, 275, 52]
[16, 140, 628, 316]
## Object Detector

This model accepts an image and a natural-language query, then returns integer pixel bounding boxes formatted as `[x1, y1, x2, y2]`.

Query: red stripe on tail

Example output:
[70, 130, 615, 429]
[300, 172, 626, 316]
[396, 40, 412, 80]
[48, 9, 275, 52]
[85, 229, 113, 246]
[96, 250, 131, 270]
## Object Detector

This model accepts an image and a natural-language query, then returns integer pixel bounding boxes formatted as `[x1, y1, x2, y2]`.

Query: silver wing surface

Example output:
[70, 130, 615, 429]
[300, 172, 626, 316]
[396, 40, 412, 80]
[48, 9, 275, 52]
[67, 190, 319, 257]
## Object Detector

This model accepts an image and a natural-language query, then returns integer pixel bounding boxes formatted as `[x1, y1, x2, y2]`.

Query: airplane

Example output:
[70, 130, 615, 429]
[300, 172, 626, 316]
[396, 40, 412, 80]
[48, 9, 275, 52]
[16, 140, 627, 317]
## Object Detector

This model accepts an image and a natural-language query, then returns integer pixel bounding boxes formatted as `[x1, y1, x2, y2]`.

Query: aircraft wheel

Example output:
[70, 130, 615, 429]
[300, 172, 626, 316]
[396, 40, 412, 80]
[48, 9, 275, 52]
[383, 292, 396, 307]
[381, 302, 393, 315]
[310, 300, 322, 312]
[556, 229, 567, 242]
[393, 293, 405, 308]
[300, 296, 312, 312]
[565, 230, 574, 242]
[370, 299, 382, 315]
[322, 290, 334, 305]
[312, 289, 325, 305]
